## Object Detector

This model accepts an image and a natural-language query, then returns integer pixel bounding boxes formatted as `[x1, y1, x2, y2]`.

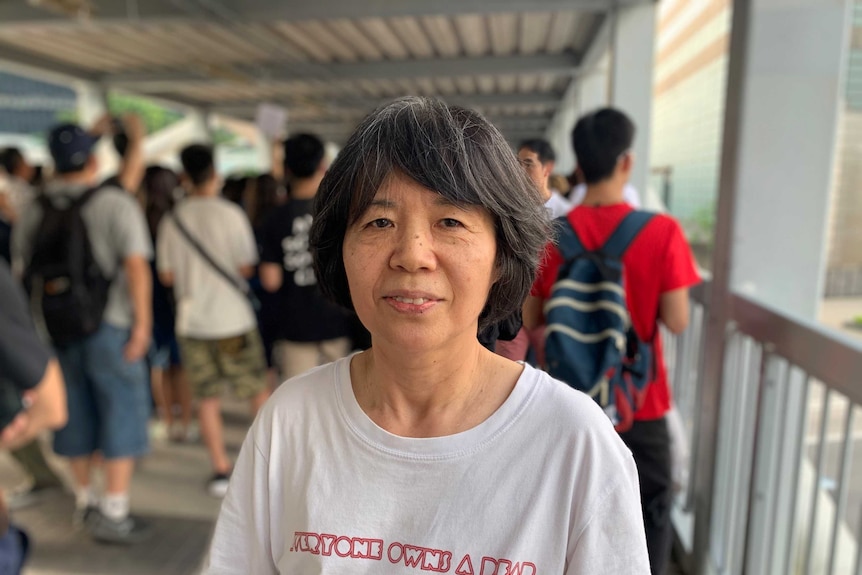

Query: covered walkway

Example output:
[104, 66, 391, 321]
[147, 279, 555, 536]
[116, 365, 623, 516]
[1, 1, 861, 574]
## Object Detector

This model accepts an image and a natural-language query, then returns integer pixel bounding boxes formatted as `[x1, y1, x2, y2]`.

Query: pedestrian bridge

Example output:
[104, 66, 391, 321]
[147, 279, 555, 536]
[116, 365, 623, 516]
[0, 1, 860, 574]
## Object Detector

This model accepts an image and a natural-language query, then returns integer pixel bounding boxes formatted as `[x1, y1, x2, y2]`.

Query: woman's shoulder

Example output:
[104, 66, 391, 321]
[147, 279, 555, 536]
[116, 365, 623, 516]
[268, 360, 341, 407]
[519, 365, 629, 449]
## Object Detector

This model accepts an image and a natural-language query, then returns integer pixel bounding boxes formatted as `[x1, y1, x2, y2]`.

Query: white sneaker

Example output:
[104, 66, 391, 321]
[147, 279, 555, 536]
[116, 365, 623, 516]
[185, 422, 200, 443]
[149, 420, 169, 443]
[207, 473, 230, 498]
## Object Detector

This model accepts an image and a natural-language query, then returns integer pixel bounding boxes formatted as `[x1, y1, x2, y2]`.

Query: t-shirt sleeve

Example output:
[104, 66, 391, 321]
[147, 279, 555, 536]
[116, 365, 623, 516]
[661, 218, 701, 293]
[204, 420, 277, 574]
[0, 261, 51, 390]
[624, 184, 641, 208]
[110, 193, 153, 261]
[259, 214, 283, 265]
[566, 471, 651, 574]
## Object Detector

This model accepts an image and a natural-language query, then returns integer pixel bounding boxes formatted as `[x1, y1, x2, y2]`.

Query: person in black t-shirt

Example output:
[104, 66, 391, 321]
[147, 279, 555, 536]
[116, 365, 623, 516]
[259, 134, 351, 381]
[0, 260, 67, 449]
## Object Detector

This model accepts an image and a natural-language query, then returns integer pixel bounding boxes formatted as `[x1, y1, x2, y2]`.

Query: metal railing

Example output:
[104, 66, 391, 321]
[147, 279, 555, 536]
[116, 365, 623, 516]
[665, 285, 862, 574]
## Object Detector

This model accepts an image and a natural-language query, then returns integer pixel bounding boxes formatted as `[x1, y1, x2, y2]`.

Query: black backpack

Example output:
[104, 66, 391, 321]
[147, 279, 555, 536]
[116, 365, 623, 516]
[24, 187, 111, 347]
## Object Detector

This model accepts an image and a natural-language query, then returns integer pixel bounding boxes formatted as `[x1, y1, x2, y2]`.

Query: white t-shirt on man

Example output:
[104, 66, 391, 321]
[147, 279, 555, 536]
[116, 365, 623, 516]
[156, 196, 258, 339]
[544, 190, 573, 219]
[205, 356, 650, 574]
[570, 183, 641, 208]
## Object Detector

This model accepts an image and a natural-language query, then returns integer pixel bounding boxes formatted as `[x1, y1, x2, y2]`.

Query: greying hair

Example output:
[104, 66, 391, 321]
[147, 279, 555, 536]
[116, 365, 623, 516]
[310, 96, 550, 330]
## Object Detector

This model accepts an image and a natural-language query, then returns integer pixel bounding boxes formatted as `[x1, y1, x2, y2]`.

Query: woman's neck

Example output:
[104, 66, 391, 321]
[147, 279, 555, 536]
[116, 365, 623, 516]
[350, 341, 520, 438]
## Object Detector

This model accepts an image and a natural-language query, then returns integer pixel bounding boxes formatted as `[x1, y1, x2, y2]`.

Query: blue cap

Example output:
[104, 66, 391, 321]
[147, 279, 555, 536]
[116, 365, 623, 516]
[48, 123, 99, 173]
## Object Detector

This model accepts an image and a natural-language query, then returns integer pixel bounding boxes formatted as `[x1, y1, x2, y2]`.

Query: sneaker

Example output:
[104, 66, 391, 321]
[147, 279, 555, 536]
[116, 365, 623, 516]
[207, 472, 230, 498]
[149, 420, 169, 443]
[169, 421, 200, 444]
[72, 505, 99, 530]
[88, 511, 151, 545]
[185, 421, 200, 443]
[6, 482, 64, 511]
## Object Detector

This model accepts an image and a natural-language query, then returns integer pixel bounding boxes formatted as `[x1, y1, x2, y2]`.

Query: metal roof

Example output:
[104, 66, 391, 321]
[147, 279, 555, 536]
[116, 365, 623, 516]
[0, 0, 648, 143]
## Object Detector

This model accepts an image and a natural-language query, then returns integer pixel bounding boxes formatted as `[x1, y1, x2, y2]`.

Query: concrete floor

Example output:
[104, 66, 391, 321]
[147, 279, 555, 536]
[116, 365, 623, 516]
[0, 401, 251, 575]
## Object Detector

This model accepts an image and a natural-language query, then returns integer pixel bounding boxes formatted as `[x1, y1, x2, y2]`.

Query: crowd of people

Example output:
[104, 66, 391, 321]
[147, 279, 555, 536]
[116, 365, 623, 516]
[0, 98, 699, 575]
[0, 114, 365, 547]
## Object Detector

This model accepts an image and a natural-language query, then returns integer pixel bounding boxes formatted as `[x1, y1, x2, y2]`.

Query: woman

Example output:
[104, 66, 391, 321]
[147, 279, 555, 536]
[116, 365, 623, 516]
[141, 166, 195, 442]
[205, 97, 649, 574]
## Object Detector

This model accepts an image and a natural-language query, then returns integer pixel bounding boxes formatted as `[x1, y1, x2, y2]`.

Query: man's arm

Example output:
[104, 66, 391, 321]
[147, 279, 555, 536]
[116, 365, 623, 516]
[0, 359, 67, 450]
[0, 261, 67, 448]
[659, 287, 690, 334]
[116, 115, 146, 194]
[238, 264, 255, 280]
[522, 295, 544, 331]
[270, 139, 284, 183]
[0, 192, 17, 224]
[124, 254, 152, 362]
[259, 262, 283, 292]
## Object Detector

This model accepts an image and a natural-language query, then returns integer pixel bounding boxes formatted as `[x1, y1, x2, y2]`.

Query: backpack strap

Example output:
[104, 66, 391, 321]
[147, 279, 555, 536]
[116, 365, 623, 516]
[37, 185, 103, 210]
[555, 215, 586, 262]
[601, 210, 655, 259]
[72, 186, 103, 208]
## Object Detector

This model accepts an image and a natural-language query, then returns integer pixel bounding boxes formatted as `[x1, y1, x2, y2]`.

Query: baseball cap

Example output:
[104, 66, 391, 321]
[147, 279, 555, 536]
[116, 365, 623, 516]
[48, 123, 99, 174]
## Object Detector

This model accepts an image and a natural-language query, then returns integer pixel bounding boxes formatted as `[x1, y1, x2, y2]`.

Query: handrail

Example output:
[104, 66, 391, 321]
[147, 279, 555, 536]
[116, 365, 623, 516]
[690, 280, 710, 307]
[730, 293, 862, 405]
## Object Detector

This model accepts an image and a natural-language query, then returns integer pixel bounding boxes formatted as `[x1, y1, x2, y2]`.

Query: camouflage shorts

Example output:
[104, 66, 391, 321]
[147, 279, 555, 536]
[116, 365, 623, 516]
[178, 330, 267, 400]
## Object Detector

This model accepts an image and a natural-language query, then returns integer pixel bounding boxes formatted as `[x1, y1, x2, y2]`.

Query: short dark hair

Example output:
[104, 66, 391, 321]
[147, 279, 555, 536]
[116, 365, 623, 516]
[0, 147, 25, 175]
[519, 139, 556, 164]
[571, 108, 635, 184]
[310, 96, 550, 331]
[180, 144, 215, 186]
[283, 133, 325, 179]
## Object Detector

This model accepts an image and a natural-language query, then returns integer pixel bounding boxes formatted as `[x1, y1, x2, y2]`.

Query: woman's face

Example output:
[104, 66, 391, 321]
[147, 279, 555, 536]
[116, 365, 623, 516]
[343, 173, 498, 353]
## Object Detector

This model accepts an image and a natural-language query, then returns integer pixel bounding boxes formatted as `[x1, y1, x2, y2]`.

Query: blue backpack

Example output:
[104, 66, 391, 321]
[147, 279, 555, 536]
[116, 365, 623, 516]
[543, 211, 655, 432]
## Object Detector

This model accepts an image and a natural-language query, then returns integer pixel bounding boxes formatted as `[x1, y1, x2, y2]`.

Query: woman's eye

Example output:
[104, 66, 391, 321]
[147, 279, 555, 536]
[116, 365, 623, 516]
[441, 218, 463, 228]
[369, 218, 391, 228]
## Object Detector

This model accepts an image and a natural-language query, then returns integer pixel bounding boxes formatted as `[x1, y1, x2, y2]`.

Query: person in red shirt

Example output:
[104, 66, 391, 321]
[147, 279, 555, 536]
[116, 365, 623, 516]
[524, 108, 700, 575]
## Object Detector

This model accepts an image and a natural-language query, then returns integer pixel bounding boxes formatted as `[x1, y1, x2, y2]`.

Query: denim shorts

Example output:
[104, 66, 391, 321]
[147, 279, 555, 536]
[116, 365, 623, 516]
[53, 323, 150, 459]
[148, 337, 181, 370]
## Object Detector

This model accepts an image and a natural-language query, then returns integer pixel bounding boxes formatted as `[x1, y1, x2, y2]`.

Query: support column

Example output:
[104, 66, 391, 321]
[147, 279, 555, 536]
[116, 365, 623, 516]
[729, 0, 849, 318]
[74, 81, 115, 177]
[74, 81, 107, 126]
[692, 1, 851, 574]
[610, 3, 658, 197]
[187, 108, 213, 144]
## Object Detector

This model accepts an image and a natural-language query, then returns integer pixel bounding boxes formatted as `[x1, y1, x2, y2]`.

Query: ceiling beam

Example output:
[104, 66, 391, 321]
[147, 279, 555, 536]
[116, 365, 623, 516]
[211, 92, 564, 118]
[105, 54, 580, 93]
[278, 113, 550, 133]
[0, 41, 100, 83]
[0, 0, 640, 26]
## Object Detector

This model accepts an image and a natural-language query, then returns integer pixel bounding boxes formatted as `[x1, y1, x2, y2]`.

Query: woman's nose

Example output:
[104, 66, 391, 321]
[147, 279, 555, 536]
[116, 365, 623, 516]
[389, 228, 437, 272]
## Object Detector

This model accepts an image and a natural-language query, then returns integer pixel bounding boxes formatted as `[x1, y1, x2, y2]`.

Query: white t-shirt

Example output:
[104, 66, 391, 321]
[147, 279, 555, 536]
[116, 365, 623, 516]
[0, 175, 35, 225]
[205, 357, 650, 574]
[156, 196, 258, 339]
[544, 190, 573, 219]
[569, 183, 641, 208]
